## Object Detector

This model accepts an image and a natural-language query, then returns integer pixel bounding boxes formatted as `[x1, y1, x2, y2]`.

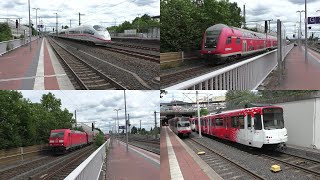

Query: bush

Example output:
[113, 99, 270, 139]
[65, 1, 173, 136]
[94, 132, 105, 147]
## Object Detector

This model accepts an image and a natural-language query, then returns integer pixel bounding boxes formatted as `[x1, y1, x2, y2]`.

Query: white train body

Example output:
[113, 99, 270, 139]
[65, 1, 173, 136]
[55, 25, 111, 44]
[169, 117, 192, 137]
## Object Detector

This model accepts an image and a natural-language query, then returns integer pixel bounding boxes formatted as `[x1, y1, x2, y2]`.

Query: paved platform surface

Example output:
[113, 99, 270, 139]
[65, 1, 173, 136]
[274, 46, 320, 89]
[0, 37, 74, 90]
[106, 139, 159, 180]
[161, 126, 222, 180]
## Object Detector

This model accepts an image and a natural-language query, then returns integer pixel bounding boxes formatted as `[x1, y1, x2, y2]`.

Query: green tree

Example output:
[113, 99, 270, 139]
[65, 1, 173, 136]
[0, 23, 12, 42]
[225, 90, 258, 109]
[131, 126, 138, 134]
[161, 0, 243, 52]
[94, 132, 105, 147]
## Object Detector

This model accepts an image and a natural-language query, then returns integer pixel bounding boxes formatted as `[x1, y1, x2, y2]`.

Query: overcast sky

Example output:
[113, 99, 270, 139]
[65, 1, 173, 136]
[160, 90, 227, 103]
[0, 0, 159, 30]
[20, 90, 160, 134]
[230, 0, 320, 38]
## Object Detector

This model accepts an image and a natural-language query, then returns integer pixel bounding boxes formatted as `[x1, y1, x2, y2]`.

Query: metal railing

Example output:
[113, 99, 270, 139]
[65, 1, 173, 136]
[65, 139, 110, 180]
[165, 44, 294, 90]
[0, 36, 38, 56]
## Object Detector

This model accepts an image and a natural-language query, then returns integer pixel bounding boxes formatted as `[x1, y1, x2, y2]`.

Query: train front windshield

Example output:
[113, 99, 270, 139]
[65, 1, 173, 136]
[262, 108, 284, 130]
[178, 121, 190, 127]
[204, 31, 220, 48]
[93, 25, 105, 31]
[50, 132, 64, 138]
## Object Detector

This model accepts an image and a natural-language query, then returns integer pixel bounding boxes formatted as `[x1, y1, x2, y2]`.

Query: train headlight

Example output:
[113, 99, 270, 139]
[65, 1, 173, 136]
[49, 140, 54, 143]
[58, 140, 64, 143]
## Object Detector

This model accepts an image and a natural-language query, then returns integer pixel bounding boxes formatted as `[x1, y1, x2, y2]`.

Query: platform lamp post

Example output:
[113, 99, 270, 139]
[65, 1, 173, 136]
[305, 0, 308, 62]
[32, 8, 40, 38]
[28, 0, 31, 51]
[196, 91, 202, 138]
[114, 108, 121, 135]
[54, 13, 58, 36]
[124, 90, 128, 152]
[297, 10, 305, 47]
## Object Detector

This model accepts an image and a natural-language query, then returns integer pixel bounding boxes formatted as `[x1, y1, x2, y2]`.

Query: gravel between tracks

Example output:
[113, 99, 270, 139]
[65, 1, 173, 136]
[189, 133, 313, 180]
[50, 37, 159, 89]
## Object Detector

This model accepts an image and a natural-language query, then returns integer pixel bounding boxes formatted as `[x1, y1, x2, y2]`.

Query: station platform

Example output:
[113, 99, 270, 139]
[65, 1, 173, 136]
[0, 37, 74, 90]
[106, 139, 160, 180]
[160, 126, 222, 180]
[272, 46, 320, 89]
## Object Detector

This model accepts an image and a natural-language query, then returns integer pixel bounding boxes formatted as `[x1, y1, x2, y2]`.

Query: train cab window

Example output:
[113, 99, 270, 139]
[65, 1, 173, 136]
[238, 116, 244, 129]
[236, 37, 240, 44]
[231, 116, 238, 128]
[226, 37, 232, 44]
[254, 114, 262, 130]
[215, 118, 223, 126]
[247, 115, 252, 129]
[50, 132, 64, 138]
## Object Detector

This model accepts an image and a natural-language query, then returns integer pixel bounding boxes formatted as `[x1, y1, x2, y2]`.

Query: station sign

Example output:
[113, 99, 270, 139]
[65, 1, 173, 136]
[308, 16, 320, 24]
[119, 125, 125, 129]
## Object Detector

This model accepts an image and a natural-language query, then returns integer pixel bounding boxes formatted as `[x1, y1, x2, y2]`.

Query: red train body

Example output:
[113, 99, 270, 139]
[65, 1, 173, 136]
[49, 129, 93, 153]
[194, 106, 287, 148]
[200, 24, 277, 64]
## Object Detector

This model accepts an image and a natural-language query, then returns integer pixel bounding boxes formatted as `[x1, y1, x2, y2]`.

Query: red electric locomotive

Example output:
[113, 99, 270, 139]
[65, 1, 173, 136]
[200, 24, 277, 64]
[195, 105, 287, 149]
[49, 129, 89, 153]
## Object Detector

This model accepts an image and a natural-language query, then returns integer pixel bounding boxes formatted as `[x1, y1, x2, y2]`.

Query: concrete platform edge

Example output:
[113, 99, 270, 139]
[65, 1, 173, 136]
[168, 128, 223, 180]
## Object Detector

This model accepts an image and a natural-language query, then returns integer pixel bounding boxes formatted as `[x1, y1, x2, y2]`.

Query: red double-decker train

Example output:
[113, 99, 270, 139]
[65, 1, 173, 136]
[193, 105, 287, 149]
[200, 24, 277, 64]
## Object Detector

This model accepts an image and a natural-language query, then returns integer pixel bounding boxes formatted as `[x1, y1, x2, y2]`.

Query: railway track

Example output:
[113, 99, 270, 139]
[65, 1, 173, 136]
[110, 41, 160, 52]
[48, 38, 127, 90]
[103, 44, 160, 63]
[118, 138, 160, 155]
[257, 151, 320, 178]
[29, 145, 95, 180]
[184, 138, 266, 180]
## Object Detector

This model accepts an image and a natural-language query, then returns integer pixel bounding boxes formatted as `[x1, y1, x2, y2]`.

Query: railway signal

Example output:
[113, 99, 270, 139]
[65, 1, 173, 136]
[265, 21, 268, 33]
[16, 19, 18, 28]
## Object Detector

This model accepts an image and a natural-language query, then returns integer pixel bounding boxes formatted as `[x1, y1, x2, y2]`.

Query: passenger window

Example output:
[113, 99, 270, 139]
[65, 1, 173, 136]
[216, 118, 223, 126]
[231, 116, 238, 128]
[247, 115, 252, 129]
[236, 38, 240, 44]
[226, 37, 231, 44]
[254, 114, 262, 130]
[239, 116, 244, 129]
[211, 119, 215, 127]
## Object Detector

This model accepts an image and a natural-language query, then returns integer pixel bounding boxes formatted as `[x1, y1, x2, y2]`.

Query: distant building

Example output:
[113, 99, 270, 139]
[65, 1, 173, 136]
[0, 19, 30, 38]
[151, 15, 160, 22]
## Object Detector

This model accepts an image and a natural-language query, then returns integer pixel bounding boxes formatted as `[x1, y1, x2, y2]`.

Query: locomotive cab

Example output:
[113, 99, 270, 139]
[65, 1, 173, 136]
[49, 129, 69, 152]
[93, 25, 111, 41]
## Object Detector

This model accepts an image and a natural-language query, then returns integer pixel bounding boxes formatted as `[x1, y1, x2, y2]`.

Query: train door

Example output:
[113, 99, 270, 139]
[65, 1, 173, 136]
[252, 113, 264, 148]
[246, 114, 254, 146]
[225, 116, 230, 139]
[210, 118, 215, 136]
[242, 40, 247, 52]
[207, 118, 210, 134]
[68, 132, 71, 148]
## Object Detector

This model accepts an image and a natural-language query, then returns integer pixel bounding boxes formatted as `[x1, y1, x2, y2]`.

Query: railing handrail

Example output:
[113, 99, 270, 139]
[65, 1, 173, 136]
[0, 38, 29, 44]
[165, 49, 278, 90]
[65, 139, 110, 180]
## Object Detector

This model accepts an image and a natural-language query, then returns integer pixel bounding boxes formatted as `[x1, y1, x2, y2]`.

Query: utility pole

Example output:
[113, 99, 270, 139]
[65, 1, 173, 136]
[54, 13, 58, 36]
[32, 8, 40, 37]
[196, 91, 202, 138]
[126, 113, 129, 149]
[74, 110, 77, 126]
[137, 13, 141, 33]
[305, 0, 308, 62]
[28, 0, 31, 51]
[243, 4, 246, 28]
[79, 12, 85, 26]
[140, 120, 141, 132]
[124, 90, 128, 152]
[114, 108, 121, 134]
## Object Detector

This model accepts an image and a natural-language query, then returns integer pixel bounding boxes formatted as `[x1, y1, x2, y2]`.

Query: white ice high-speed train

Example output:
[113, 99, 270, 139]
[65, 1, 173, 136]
[52, 25, 111, 44]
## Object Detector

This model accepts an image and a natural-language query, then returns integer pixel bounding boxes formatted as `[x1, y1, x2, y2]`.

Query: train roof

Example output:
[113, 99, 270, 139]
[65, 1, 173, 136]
[206, 23, 277, 39]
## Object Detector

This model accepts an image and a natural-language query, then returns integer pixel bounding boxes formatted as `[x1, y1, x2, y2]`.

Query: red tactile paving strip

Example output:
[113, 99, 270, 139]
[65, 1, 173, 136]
[163, 127, 210, 180]
[0, 40, 39, 89]
[107, 140, 159, 180]
[43, 40, 59, 89]
[276, 46, 320, 90]
[160, 127, 170, 180]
